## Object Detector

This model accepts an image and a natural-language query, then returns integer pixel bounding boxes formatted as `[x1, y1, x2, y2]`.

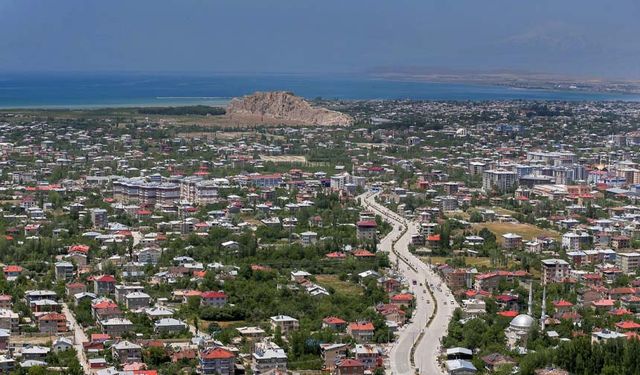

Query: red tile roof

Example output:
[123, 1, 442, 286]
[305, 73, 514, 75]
[92, 301, 118, 310]
[609, 308, 633, 316]
[325, 252, 347, 259]
[498, 310, 519, 318]
[592, 299, 615, 307]
[356, 220, 377, 228]
[348, 322, 374, 331]
[338, 359, 364, 368]
[38, 313, 66, 321]
[323, 316, 347, 325]
[69, 244, 90, 253]
[353, 249, 375, 257]
[201, 291, 227, 299]
[95, 275, 116, 283]
[200, 347, 235, 360]
[553, 300, 574, 308]
[616, 320, 640, 330]
[427, 234, 441, 241]
[391, 293, 414, 302]
[91, 333, 111, 342]
[3, 265, 22, 273]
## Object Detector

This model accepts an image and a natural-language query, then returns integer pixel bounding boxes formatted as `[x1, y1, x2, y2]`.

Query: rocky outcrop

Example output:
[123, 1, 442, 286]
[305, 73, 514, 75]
[226, 91, 353, 126]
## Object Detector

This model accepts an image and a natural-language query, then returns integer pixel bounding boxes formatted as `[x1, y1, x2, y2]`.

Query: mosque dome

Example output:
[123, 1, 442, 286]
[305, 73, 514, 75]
[510, 314, 535, 330]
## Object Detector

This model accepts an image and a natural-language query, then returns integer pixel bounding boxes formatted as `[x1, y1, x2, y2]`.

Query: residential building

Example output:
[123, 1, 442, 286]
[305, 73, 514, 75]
[270, 315, 299, 335]
[347, 322, 375, 343]
[112, 340, 143, 363]
[90, 208, 108, 228]
[356, 220, 377, 241]
[201, 291, 227, 308]
[54, 261, 74, 281]
[94, 275, 117, 296]
[38, 313, 67, 334]
[200, 347, 235, 375]
[252, 341, 288, 374]
[617, 252, 640, 275]
[482, 170, 517, 193]
[502, 233, 523, 250]
[541, 259, 570, 284]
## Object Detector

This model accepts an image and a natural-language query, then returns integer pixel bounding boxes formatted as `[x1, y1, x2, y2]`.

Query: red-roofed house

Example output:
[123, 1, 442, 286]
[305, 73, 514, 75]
[610, 308, 633, 317]
[201, 291, 227, 308]
[427, 234, 441, 248]
[3, 265, 23, 280]
[199, 347, 235, 375]
[336, 359, 365, 375]
[38, 313, 67, 334]
[608, 287, 637, 299]
[69, 244, 90, 254]
[322, 316, 347, 331]
[325, 252, 347, 261]
[347, 322, 375, 343]
[352, 249, 376, 259]
[390, 293, 414, 308]
[377, 304, 406, 325]
[91, 300, 122, 320]
[592, 299, 616, 311]
[552, 300, 574, 314]
[94, 275, 116, 296]
[616, 320, 640, 332]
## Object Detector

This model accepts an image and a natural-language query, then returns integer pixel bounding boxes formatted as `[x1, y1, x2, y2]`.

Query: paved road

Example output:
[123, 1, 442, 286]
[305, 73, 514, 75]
[360, 192, 457, 375]
[62, 302, 93, 374]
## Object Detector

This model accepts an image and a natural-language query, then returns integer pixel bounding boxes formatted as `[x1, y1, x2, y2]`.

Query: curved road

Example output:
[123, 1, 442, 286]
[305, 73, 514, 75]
[360, 192, 457, 375]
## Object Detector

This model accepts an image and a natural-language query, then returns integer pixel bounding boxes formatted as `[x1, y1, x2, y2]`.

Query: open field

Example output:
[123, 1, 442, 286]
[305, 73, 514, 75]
[0, 108, 335, 129]
[215, 320, 246, 329]
[424, 256, 519, 269]
[316, 274, 363, 295]
[472, 222, 561, 241]
[11, 334, 73, 345]
[259, 155, 307, 163]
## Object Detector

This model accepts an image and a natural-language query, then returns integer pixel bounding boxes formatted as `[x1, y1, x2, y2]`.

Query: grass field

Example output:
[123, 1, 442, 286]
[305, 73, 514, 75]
[472, 222, 561, 241]
[424, 256, 519, 269]
[316, 274, 363, 295]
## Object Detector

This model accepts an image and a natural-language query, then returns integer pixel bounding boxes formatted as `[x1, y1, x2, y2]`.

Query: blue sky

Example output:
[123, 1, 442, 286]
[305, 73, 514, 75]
[1, 0, 639, 78]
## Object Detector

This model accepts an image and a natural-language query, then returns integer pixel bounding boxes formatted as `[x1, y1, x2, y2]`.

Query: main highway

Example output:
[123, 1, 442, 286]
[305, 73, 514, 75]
[359, 191, 458, 375]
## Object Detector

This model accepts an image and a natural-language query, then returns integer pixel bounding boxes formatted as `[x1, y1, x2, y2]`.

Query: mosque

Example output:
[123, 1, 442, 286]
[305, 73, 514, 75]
[505, 282, 546, 350]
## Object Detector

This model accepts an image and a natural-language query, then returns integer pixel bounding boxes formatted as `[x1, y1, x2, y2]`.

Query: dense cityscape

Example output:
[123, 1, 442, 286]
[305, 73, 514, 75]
[0, 99, 636, 375]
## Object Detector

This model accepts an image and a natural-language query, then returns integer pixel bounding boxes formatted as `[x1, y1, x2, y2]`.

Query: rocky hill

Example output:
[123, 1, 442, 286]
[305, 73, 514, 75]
[226, 91, 353, 126]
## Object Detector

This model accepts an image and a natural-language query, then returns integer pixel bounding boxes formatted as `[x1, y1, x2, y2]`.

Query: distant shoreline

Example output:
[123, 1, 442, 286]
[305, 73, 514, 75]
[0, 98, 231, 110]
[0, 73, 639, 109]
[371, 71, 640, 96]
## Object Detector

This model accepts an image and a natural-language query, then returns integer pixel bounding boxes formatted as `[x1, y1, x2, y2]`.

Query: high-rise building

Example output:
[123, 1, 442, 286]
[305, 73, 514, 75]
[482, 170, 517, 193]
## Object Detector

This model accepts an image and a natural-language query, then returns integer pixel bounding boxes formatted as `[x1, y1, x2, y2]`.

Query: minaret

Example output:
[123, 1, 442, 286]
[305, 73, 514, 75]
[541, 284, 547, 331]
[527, 282, 533, 316]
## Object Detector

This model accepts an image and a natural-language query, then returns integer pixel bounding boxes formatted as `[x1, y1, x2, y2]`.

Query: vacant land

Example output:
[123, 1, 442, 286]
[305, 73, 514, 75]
[472, 222, 561, 241]
[425, 256, 519, 269]
[316, 274, 363, 295]
[259, 155, 307, 164]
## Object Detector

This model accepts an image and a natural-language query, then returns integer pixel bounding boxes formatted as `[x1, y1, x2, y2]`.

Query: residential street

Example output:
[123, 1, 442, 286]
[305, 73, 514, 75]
[62, 302, 93, 374]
